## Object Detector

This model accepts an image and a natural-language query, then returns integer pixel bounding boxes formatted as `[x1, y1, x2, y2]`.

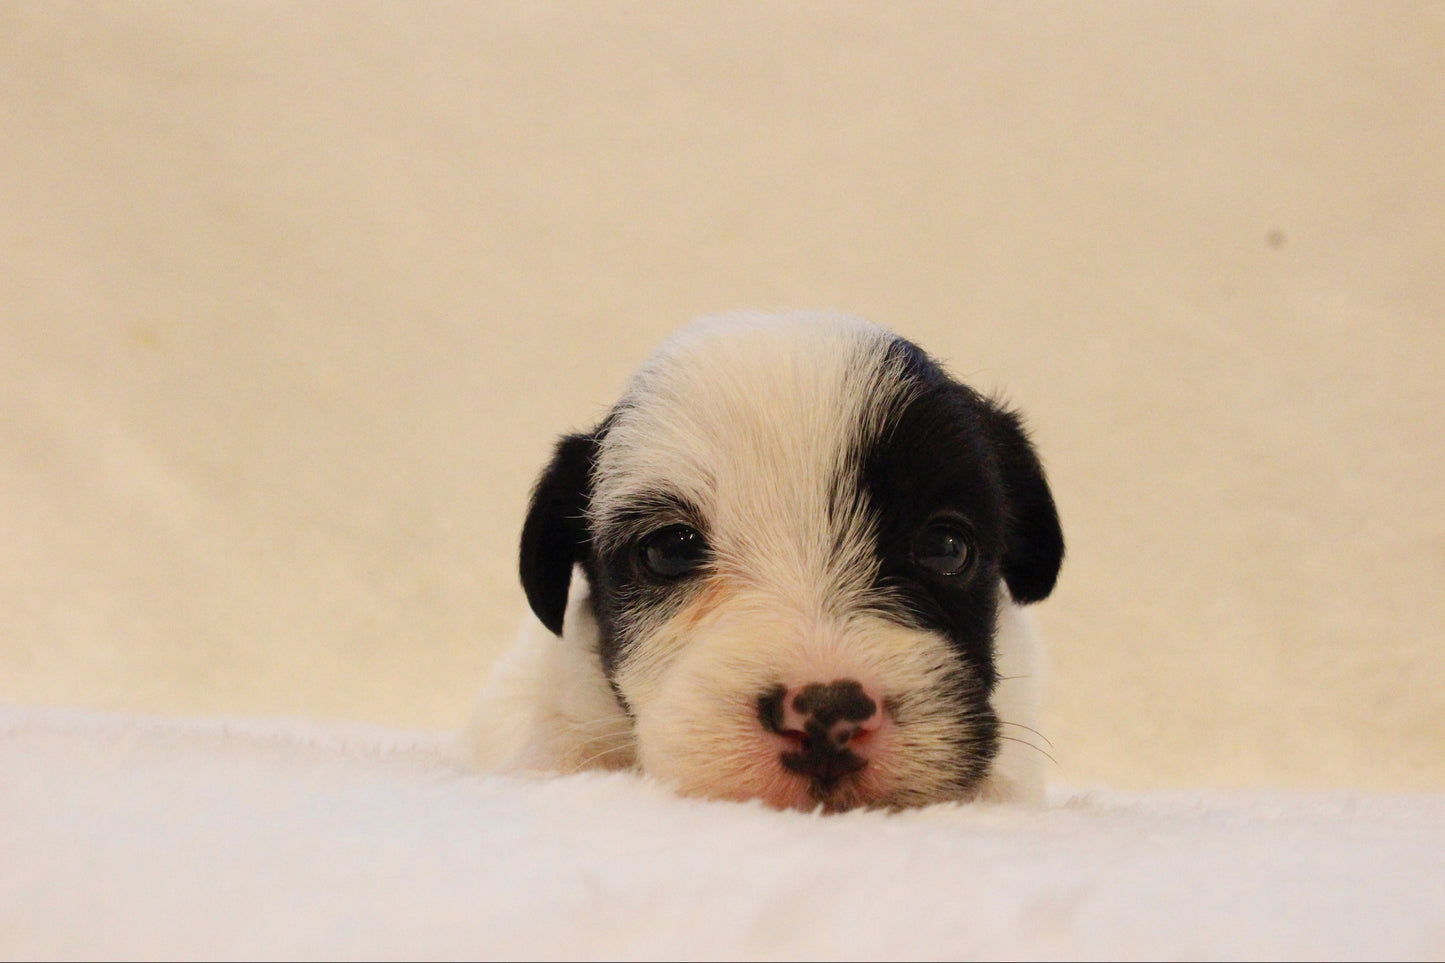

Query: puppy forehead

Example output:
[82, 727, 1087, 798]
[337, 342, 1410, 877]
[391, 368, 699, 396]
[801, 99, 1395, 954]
[589, 313, 910, 535]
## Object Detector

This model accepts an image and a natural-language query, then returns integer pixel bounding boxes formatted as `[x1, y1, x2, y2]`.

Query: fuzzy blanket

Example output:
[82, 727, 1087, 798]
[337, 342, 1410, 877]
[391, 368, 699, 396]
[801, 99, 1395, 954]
[4, 705, 1441, 961]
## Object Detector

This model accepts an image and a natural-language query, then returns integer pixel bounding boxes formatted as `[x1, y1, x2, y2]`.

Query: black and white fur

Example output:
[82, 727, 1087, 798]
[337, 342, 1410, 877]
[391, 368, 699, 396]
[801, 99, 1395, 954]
[470, 310, 1063, 811]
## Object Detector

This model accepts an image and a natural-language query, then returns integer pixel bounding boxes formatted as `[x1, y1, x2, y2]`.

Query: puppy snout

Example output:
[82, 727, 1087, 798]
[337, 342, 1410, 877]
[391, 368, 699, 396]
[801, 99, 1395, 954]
[757, 679, 883, 788]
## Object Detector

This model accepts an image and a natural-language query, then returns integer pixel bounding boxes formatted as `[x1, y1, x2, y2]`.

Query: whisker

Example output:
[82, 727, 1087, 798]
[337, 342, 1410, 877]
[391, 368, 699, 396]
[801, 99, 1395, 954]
[565, 739, 634, 774]
[998, 719, 1056, 749]
[554, 716, 637, 774]
[556, 714, 635, 732]
[998, 733, 1059, 768]
[559, 722, 633, 749]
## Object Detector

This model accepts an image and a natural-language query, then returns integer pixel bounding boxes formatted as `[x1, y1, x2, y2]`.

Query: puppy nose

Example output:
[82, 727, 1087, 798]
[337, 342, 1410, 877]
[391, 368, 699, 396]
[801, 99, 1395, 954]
[757, 679, 883, 788]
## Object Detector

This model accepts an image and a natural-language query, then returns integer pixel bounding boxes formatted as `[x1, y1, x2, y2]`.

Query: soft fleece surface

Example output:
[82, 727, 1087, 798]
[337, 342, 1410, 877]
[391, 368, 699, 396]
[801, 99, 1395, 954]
[4, 705, 1442, 961]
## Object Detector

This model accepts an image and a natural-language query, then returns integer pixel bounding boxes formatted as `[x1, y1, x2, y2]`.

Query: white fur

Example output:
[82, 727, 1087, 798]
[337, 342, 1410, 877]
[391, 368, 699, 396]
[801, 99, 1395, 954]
[470, 311, 1051, 809]
[470, 572, 634, 775]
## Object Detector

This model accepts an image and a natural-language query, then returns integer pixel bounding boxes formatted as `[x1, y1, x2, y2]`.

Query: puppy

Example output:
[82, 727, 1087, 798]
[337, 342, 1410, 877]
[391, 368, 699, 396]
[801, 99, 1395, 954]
[470, 310, 1063, 811]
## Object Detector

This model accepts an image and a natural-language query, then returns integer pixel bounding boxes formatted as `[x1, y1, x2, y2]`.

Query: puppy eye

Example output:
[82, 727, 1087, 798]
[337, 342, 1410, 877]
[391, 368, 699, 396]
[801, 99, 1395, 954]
[911, 518, 974, 577]
[639, 524, 710, 579]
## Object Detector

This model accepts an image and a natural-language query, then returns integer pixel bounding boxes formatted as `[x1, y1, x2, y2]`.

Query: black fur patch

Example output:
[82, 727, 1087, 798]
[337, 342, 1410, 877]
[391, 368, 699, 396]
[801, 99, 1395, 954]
[859, 338, 1064, 684]
[587, 489, 710, 681]
[859, 340, 1009, 687]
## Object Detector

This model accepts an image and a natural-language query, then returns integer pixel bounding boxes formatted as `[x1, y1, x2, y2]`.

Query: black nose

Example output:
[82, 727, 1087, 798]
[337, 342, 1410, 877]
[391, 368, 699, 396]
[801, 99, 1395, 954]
[788, 680, 877, 727]
[757, 680, 880, 789]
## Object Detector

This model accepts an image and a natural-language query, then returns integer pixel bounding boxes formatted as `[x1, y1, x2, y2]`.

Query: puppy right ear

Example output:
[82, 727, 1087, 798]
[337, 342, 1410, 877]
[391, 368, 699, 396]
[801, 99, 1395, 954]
[983, 403, 1064, 605]
[518, 431, 600, 635]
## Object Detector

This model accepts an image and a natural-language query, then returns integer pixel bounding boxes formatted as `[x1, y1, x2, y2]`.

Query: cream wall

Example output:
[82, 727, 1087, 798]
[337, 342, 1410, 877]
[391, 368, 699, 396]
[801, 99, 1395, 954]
[2, 1, 1441, 790]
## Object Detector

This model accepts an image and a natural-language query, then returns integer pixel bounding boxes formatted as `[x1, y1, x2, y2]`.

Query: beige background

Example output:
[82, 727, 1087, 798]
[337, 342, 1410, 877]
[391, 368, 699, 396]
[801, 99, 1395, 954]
[2, 1, 1441, 791]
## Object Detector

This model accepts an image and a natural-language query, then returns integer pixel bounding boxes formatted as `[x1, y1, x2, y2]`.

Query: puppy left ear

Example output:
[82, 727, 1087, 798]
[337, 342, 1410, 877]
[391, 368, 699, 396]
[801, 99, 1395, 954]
[518, 431, 600, 635]
[985, 404, 1064, 604]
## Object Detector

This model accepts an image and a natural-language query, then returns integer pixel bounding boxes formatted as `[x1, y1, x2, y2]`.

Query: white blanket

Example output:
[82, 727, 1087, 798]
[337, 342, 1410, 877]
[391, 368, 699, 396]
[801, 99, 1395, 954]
[5, 705, 1441, 961]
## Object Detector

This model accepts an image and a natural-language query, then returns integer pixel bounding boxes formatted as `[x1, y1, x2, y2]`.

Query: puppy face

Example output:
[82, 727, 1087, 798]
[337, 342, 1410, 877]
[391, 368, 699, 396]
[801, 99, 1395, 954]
[518, 312, 1062, 811]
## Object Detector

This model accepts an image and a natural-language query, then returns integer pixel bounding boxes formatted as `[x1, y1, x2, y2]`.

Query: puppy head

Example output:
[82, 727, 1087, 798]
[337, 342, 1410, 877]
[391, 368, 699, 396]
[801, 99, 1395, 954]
[518, 311, 1062, 811]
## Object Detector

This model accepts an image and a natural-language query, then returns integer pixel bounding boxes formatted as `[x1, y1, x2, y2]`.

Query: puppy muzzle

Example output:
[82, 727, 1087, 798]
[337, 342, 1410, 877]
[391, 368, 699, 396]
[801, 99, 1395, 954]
[757, 679, 885, 791]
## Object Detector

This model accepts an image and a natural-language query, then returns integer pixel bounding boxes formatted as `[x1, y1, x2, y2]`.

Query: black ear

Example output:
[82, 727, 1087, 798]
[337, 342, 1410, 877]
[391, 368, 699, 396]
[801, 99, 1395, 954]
[985, 404, 1064, 604]
[518, 431, 600, 635]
